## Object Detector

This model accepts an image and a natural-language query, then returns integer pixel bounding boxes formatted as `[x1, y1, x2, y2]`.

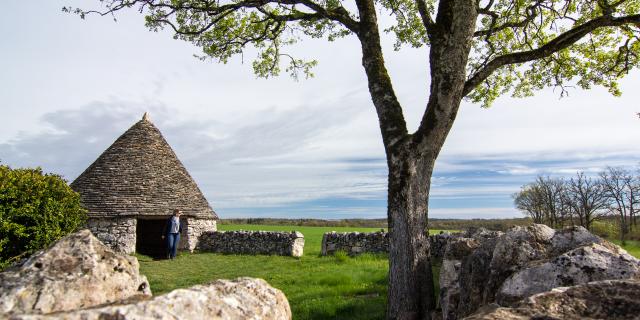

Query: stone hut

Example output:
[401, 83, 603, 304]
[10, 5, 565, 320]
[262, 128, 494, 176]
[71, 113, 218, 255]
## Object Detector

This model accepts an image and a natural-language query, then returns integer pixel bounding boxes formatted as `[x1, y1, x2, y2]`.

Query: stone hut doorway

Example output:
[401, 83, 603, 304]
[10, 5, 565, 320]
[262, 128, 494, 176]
[136, 218, 166, 257]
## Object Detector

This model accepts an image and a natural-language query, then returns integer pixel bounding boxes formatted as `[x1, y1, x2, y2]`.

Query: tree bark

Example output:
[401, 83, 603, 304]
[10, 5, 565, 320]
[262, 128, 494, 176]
[386, 150, 436, 320]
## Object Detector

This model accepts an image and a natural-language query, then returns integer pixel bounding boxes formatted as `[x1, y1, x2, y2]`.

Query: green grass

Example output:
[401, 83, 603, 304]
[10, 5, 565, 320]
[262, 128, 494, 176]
[611, 240, 640, 258]
[138, 225, 394, 320]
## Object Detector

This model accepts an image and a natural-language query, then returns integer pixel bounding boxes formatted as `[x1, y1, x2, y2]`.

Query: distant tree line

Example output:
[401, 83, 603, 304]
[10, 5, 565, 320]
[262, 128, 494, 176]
[513, 167, 639, 243]
[220, 218, 389, 228]
[220, 217, 532, 232]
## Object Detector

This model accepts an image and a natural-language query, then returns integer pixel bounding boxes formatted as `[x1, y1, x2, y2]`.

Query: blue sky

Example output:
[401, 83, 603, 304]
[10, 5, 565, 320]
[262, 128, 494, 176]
[1, 1, 640, 219]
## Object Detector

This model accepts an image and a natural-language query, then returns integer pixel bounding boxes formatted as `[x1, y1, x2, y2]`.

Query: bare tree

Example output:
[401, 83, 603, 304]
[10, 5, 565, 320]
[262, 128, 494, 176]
[623, 171, 640, 231]
[558, 189, 575, 226]
[514, 176, 566, 227]
[564, 172, 608, 231]
[600, 167, 633, 243]
[536, 176, 565, 228]
[513, 183, 545, 223]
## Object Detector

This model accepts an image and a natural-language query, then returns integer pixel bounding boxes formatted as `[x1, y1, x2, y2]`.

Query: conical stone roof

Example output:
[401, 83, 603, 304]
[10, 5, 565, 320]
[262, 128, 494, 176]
[71, 114, 217, 219]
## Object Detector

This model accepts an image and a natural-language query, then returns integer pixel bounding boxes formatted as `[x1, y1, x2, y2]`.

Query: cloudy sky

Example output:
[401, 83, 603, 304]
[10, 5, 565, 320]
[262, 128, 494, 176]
[2, 1, 640, 219]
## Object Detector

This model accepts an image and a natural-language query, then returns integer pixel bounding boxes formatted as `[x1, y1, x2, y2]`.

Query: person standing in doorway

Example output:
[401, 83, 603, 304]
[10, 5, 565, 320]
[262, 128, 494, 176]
[162, 209, 183, 259]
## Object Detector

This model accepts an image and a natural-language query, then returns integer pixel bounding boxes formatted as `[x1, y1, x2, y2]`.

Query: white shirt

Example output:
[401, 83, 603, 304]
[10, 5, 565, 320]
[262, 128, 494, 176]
[170, 216, 180, 234]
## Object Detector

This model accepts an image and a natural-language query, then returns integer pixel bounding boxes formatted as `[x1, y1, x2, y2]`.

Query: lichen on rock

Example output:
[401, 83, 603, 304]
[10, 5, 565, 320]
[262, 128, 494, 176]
[464, 280, 640, 320]
[0, 229, 151, 316]
[439, 224, 640, 320]
[12, 278, 292, 320]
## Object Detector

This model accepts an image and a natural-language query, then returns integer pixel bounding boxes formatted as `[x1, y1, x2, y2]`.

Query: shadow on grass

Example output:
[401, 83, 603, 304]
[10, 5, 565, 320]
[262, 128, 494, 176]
[302, 295, 386, 320]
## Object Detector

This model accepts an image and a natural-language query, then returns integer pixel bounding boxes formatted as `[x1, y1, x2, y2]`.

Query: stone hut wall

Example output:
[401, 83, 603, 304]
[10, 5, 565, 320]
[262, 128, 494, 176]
[87, 216, 216, 254]
[321, 231, 456, 258]
[85, 217, 136, 254]
[183, 218, 217, 251]
[197, 230, 305, 257]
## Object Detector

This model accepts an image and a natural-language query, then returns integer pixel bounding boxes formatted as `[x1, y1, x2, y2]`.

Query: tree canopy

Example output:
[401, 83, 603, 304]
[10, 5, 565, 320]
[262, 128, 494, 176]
[67, 0, 640, 107]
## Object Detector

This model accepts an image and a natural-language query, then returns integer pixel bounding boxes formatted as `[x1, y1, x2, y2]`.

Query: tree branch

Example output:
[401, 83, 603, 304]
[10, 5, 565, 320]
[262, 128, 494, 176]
[474, 5, 538, 38]
[463, 13, 640, 97]
[415, 0, 434, 38]
[68, 0, 360, 33]
[355, 0, 408, 151]
[296, 0, 360, 32]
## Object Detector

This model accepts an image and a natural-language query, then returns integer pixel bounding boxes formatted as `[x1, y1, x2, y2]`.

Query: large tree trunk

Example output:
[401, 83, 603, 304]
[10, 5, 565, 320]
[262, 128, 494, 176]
[386, 150, 436, 320]
[352, 0, 477, 318]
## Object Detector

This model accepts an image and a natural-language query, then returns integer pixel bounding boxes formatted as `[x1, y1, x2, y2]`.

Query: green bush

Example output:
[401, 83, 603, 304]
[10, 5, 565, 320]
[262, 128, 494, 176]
[0, 165, 87, 269]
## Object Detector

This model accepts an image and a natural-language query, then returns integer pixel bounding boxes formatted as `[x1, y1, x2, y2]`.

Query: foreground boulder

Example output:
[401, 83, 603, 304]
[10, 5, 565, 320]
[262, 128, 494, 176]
[1, 230, 292, 319]
[497, 243, 640, 306]
[12, 278, 292, 320]
[464, 279, 640, 320]
[0, 230, 151, 316]
[440, 224, 640, 319]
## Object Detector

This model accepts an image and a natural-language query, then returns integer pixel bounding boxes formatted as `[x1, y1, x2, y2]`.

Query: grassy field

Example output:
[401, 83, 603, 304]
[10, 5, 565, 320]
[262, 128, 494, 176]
[612, 240, 640, 258]
[137, 224, 640, 320]
[138, 225, 394, 320]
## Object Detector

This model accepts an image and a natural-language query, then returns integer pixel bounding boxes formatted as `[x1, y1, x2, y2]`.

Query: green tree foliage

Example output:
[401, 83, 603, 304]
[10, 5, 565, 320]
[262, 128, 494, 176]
[0, 165, 87, 268]
[65, 1, 640, 104]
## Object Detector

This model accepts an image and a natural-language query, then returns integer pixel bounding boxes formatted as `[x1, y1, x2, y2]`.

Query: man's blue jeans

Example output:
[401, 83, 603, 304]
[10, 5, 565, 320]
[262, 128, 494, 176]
[167, 233, 180, 259]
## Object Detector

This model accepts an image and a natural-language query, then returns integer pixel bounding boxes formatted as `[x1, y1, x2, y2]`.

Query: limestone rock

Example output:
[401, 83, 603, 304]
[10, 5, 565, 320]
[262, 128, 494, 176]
[464, 280, 640, 320]
[497, 243, 640, 306]
[489, 224, 555, 274]
[453, 234, 503, 318]
[0, 230, 151, 316]
[440, 238, 481, 319]
[14, 278, 292, 320]
[550, 226, 601, 253]
[291, 231, 305, 257]
[431, 232, 465, 261]
[463, 228, 504, 242]
[438, 224, 640, 319]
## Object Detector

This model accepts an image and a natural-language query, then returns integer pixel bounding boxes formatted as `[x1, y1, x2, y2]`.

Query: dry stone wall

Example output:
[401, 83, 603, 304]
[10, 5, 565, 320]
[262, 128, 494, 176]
[85, 218, 136, 254]
[198, 230, 305, 257]
[321, 231, 388, 255]
[430, 232, 460, 261]
[321, 230, 456, 257]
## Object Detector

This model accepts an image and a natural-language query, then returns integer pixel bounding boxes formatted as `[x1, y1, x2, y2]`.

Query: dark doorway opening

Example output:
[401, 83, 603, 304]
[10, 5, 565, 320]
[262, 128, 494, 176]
[136, 218, 166, 258]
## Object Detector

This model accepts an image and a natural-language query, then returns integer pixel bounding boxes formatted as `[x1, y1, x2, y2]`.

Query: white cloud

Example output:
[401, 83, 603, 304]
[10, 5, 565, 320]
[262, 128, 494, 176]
[429, 207, 520, 219]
